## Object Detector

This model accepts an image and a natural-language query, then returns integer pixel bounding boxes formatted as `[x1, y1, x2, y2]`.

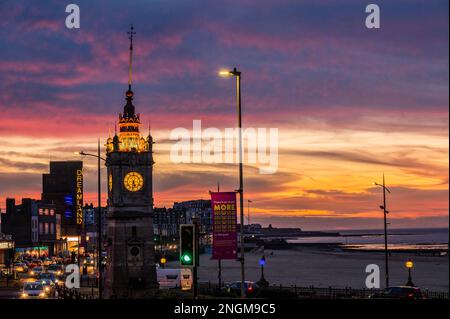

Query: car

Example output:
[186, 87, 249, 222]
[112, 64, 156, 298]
[27, 261, 39, 269]
[157, 268, 193, 290]
[13, 263, 28, 273]
[30, 266, 44, 277]
[47, 264, 64, 277]
[21, 282, 48, 299]
[37, 278, 56, 297]
[42, 258, 53, 266]
[27, 259, 42, 269]
[38, 272, 59, 284]
[370, 286, 425, 299]
[83, 257, 95, 267]
[223, 281, 259, 297]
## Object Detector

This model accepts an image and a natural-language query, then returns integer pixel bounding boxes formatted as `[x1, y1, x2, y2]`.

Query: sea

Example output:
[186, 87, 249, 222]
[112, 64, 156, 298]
[286, 228, 449, 251]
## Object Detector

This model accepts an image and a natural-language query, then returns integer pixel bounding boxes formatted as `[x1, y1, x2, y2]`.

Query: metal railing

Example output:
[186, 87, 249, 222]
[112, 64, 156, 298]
[198, 282, 449, 299]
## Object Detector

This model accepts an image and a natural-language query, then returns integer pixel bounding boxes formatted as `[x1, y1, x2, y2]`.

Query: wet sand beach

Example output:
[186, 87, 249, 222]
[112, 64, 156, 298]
[167, 248, 449, 292]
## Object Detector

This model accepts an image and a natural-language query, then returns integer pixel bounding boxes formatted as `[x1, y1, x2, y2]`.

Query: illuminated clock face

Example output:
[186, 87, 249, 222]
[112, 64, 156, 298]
[124, 171, 144, 192]
[108, 173, 113, 192]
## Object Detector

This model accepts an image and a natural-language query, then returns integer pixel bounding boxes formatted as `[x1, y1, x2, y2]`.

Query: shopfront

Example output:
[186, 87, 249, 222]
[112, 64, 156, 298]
[0, 239, 14, 266]
[14, 246, 49, 259]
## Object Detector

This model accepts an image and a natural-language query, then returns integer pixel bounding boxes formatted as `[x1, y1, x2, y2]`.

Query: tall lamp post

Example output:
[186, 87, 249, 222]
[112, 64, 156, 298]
[373, 173, 391, 288]
[219, 67, 245, 298]
[405, 260, 415, 287]
[76, 138, 106, 299]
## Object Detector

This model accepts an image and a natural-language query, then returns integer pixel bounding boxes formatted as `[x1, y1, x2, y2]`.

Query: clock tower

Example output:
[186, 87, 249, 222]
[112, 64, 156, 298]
[104, 25, 158, 298]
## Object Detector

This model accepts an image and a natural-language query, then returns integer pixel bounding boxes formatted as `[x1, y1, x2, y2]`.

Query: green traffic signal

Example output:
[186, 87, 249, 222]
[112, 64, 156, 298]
[180, 224, 195, 266]
[181, 253, 192, 264]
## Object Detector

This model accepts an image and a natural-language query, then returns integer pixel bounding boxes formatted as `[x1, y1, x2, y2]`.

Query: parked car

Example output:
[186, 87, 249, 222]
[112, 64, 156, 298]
[369, 286, 425, 299]
[157, 268, 193, 291]
[223, 281, 259, 297]
[21, 282, 47, 299]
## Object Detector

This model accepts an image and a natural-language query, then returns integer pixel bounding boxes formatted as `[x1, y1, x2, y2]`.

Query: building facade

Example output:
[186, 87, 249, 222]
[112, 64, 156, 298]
[41, 161, 83, 238]
[0, 233, 14, 267]
[173, 199, 212, 234]
[1, 198, 58, 257]
[153, 207, 187, 238]
[82, 204, 107, 254]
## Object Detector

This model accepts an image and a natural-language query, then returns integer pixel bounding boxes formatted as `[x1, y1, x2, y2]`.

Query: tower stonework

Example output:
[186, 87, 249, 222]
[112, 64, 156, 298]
[104, 26, 158, 298]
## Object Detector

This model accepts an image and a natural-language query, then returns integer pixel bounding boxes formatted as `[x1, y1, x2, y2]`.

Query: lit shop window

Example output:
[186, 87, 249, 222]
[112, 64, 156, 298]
[39, 209, 43, 215]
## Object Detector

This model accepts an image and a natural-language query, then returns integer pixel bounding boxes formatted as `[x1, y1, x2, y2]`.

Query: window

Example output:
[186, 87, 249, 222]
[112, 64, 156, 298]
[38, 208, 43, 215]
[50, 223, 54, 235]
[44, 209, 49, 215]
[44, 223, 49, 235]
[39, 223, 43, 235]
[50, 209, 54, 216]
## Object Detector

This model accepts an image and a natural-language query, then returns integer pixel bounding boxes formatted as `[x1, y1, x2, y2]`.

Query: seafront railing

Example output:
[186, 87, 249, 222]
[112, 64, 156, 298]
[198, 282, 449, 299]
[279, 285, 449, 299]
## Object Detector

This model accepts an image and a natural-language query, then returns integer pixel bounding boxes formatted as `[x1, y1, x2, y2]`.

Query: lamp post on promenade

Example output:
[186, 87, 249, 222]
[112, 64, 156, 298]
[374, 173, 391, 288]
[219, 67, 245, 298]
[76, 139, 105, 299]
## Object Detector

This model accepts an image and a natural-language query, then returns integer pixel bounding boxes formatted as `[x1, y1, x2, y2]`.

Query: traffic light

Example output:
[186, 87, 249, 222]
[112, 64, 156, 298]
[180, 224, 195, 266]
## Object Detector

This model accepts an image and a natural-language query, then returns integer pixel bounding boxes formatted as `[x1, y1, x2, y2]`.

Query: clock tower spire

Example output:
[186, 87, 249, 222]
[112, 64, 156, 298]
[106, 25, 150, 154]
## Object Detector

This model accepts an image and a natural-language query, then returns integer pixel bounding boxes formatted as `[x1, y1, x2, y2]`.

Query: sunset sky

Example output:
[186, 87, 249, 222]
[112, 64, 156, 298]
[0, 0, 448, 230]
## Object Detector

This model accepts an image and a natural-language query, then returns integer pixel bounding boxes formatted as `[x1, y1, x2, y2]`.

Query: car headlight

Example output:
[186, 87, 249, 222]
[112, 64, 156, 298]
[30, 271, 34, 275]
[21, 293, 28, 298]
[45, 287, 50, 292]
[39, 292, 46, 298]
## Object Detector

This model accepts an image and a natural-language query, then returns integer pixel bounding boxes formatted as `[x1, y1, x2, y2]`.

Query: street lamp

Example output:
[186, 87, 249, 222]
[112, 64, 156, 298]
[76, 138, 106, 299]
[373, 173, 391, 288]
[247, 199, 253, 226]
[219, 67, 245, 298]
[160, 256, 167, 269]
[405, 260, 415, 287]
[257, 255, 269, 287]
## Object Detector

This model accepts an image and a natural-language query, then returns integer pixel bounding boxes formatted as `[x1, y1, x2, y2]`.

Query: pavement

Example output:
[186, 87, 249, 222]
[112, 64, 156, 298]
[0, 288, 20, 299]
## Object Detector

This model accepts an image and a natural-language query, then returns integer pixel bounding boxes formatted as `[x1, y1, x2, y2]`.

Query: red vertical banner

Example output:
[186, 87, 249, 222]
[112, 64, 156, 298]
[211, 192, 238, 260]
